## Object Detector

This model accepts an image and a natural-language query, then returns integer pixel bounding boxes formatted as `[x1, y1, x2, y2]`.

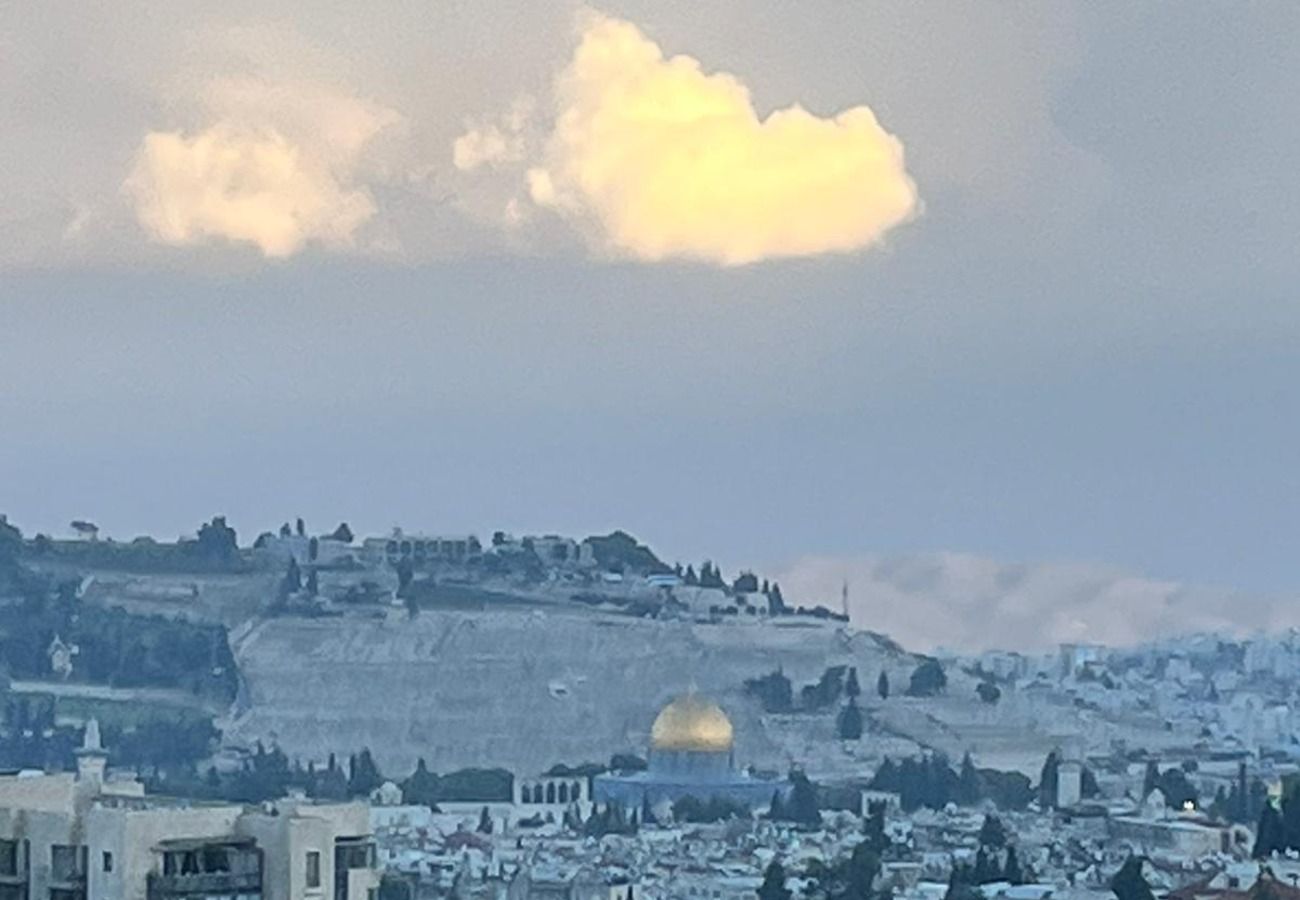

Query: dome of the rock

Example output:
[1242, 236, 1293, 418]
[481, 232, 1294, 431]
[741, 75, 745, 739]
[650, 693, 734, 753]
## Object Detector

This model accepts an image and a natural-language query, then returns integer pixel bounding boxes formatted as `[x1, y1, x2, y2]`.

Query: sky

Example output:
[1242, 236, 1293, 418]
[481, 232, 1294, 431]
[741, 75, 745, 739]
[3, 3, 1299, 650]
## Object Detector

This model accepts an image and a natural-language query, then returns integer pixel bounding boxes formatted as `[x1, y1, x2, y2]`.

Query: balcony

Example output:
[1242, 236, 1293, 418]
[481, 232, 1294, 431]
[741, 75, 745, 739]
[148, 870, 262, 897]
[149, 838, 262, 900]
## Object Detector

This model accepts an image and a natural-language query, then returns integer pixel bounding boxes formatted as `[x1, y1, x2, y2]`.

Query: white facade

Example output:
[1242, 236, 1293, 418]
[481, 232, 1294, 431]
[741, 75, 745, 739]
[0, 723, 380, 900]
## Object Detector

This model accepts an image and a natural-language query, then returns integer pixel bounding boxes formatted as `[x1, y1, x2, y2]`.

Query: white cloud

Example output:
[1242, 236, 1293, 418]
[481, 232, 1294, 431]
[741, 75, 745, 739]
[456, 11, 919, 266]
[775, 552, 1285, 653]
[125, 77, 402, 257]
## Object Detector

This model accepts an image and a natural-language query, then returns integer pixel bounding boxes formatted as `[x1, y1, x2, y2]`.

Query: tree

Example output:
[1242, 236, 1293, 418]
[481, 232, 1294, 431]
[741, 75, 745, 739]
[957, 753, 982, 806]
[978, 814, 1008, 850]
[783, 770, 821, 827]
[907, 659, 947, 697]
[282, 558, 302, 595]
[671, 795, 746, 823]
[974, 847, 1000, 885]
[745, 670, 794, 713]
[305, 569, 319, 597]
[1003, 845, 1025, 885]
[837, 700, 863, 740]
[1155, 767, 1197, 809]
[396, 559, 414, 594]
[1142, 760, 1159, 799]
[976, 682, 1001, 704]
[758, 862, 792, 900]
[477, 806, 494, 834]
[768, 790, 785, 821]
[402, 758, 439, 808]
[1254, 801, 1285, 858]
[295, 517, 306, 537]
[331, 522, 354, 543]
[768, 582, 786, 614]
[1039, 751, 1060, 809]
[312, 754, 349, 800]
[845, 842, 881, 899]
[195, 516, 238, 560]
[348, 748, 383, 797]
[1110, 857, 1155, 900]
[945, 863, 983, 900]
[862, 801, 889, 854]
[877, 670, 890, 700]
[846, 667, 862, 699]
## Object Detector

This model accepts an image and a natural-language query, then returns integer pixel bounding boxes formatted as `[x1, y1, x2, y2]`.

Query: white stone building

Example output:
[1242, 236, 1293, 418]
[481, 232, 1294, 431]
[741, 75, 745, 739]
[0, 722, 380, 900]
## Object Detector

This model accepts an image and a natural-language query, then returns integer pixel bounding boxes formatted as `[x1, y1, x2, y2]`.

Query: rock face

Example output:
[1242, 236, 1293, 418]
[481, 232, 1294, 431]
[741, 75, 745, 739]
[226, 606, 907, 776]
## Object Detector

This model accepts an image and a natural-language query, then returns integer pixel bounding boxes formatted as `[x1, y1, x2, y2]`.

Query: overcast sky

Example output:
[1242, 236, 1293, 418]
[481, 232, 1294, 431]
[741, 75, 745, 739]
[3, 3, 1299, 647]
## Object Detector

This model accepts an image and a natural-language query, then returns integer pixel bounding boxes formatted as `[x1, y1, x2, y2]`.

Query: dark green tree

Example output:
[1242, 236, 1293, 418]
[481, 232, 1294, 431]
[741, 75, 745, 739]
[758, 861, 792, 900]
[196, 516, 238, 560]
[1038, 751, 1060, 809]
[1254, 801, 1284, 858]
[906, 659, 947, 697]
[957, 753, 982, 807]
[978, 814, 1008, 850]
[844, 842, 881, 899]
[348, 748, 383, 797]
[402, 758, 439, 808]
[1142, 760, 1159, 798]
[973, 847, 1000, 884]
[862, 801, 889, 854]
[785, 770, 821, 827]
[1003, 846, 1025, 885]
[837, 700, 864, 740]
[1110, 857, 1155, 900]
[846, 667, 862, 699]
[877, 670, 890, 700]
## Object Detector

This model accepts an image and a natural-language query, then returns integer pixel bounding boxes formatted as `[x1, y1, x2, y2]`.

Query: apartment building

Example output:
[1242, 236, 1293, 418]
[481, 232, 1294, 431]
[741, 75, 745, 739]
[0, 721, 380, 900]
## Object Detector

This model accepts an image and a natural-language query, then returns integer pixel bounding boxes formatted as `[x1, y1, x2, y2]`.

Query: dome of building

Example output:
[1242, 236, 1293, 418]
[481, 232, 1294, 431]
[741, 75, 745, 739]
[650, 693, 734, 752]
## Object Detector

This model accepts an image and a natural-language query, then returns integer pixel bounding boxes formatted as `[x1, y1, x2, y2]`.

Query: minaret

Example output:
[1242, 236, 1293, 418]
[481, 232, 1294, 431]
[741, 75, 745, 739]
[75, 718, 107, 790]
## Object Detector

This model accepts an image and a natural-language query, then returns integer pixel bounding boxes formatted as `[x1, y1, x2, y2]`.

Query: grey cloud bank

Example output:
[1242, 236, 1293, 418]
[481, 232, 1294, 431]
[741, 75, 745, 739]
[777, 552, 1289, 654]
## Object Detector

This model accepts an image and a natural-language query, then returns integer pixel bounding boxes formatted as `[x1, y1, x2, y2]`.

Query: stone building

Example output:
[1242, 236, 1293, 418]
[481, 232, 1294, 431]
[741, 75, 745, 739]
[0, 721, 380, 900]
[592, 693, 788, 811]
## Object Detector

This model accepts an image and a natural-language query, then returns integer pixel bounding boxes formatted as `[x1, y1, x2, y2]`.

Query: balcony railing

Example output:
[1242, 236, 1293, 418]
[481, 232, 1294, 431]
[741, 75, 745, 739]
[147, 870, 262, 898]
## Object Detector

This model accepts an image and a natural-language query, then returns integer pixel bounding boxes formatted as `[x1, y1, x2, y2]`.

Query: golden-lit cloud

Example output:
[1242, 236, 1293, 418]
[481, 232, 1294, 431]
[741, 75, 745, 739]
[458, 13, 919, 265]
[125, 80, 401, 257]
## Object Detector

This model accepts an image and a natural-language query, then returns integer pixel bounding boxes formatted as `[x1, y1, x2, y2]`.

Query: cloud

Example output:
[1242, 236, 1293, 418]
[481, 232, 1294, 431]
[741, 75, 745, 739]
[453, 98, 534, 172]
[125, 79, 402, 257]
[457, 12, 919, 266]
[775, 552, 1286, 653]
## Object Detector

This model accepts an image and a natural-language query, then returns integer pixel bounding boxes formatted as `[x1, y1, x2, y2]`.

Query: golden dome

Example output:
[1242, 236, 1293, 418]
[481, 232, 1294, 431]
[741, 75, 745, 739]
[650, 693, 734, 752]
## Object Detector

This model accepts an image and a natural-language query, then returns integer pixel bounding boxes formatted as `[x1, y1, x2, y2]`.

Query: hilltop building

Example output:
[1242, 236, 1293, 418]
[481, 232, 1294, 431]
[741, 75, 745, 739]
[592, 693, 788, 811]
[0, 721, 380, 900]
[362, 530, 482, 568]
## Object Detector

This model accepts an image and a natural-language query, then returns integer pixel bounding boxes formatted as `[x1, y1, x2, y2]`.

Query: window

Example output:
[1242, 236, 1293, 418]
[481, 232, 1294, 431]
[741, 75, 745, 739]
[306, 850, 321, 889]
[51, 844, 86, 881]
[0, 840, 17, 877]
[102, 851, 113, 873]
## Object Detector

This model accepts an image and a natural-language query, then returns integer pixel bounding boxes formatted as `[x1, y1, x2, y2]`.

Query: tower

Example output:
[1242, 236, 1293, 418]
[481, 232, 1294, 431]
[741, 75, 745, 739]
[75, 717, 108, 791]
